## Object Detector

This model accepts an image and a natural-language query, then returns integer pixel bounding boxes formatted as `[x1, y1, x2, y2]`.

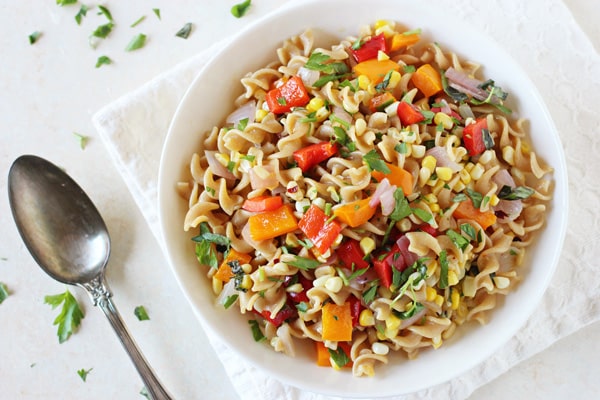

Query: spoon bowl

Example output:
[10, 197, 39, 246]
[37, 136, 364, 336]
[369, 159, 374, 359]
[8, 155, 172, 400]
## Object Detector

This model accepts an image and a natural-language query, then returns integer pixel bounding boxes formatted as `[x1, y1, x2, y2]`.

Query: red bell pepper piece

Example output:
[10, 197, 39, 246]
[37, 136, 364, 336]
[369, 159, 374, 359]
[347, 295, 363, 327]
[383, 244, 406, 272]
[266, 75, 310, 114]
[416, 223, 439, 237]
[373, 259, 392, 289]
[293, 141, 338, 172]
[397, 101, 425, 126]
[463, 117, 489, 156]
[298, 204, 342, 254]
[284, 274, 313, 303]
[350, 33, 388, 63]
[396, 235, 418, 268]
[254, 304, 296, 327]
[242, 195, 283, 212]
[337, 239, 369, 270]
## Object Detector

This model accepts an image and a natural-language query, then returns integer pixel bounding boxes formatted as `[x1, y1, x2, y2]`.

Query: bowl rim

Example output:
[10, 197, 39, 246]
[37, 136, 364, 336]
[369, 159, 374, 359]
[158, 0, 569, 396]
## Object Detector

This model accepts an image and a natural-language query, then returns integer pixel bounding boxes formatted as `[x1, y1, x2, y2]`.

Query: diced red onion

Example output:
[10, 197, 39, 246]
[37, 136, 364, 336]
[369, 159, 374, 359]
[445, 67, 489, 101]
[370, 178, 397, 216]
[425, 146, 461, 172]
[396, 235, 419, 267]
[439, 99, 452, 115]
[332, 106, 352, 126]
[205, 150, 236, 180]
[298, 67, 319, 88]
[458, 103, 475, 119]
[225, 100, 256, 127]
[492, 169, 523, 220]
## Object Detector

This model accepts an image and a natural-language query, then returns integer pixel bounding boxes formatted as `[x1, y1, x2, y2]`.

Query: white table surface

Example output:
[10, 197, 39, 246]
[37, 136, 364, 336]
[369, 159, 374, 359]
[1, 1, 599, 399]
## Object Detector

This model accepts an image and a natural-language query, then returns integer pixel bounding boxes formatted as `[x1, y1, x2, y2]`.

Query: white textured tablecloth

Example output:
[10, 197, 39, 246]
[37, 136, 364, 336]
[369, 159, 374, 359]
[92, 0, 600, 398]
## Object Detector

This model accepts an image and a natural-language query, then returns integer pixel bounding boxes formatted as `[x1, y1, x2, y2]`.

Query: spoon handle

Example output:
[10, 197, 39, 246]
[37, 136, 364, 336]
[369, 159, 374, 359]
[81, 276, 173, 400]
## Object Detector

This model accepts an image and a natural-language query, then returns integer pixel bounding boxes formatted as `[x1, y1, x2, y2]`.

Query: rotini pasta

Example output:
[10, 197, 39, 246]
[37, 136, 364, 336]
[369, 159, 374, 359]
[179, 21, 552, 377]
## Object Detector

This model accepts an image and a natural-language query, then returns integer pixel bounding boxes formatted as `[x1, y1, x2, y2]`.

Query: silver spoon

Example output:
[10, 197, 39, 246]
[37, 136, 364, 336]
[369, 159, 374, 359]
[8, 155, 172, 400]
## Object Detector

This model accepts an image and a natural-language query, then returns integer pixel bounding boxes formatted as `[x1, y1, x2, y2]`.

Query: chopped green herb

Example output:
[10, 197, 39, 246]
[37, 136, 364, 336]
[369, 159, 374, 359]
[284, 256, 321, 271]
[297, 238, 314, 249]
[313, 73, 347, 88]
[72, 132, 88, 149]
[452, 193, 468, 203]
[175, 23, 193, 39]
[403, 65, 416, 74]
[362, 149, 390, 174]
[296, 302, 309, 313]
[77, 367, 93, 382]
[300, 111, 317, 123]
[125, 33, 147, 51]
[394, 142, 408, 154]
[498, 185, 535, 200]
[192, 223, 230, 269]
[328, 347, 351, 368]
[439, 250, 449, 289]
[134, 306, 150, 321]
[95, 55, 112, 68]
[446, 229, 469, 251]
[91, 22, 114, 39]
[237, 117, 249, 131]
[130, 15, 146, 28]
[411, 208, 433, 224]
[460, 223, 477, 241]
[375, 70, 393, 91]
[56, 0, 77, 6]
[140, 387, 150, 399]
[75, 5, 89, 25]
[248, 319, 266, 342]
[337, 267, 368, 286]
[97, 5, 113, 21]
[362, 281, 379, 304]
[0, 282, 9, 304]
[328, 114, 351, 130]
[223, 294, 239, 309]
[152, 8, 161, 20]
[396, 301, 424, 319]
[240, 154, 255, 162]
[226, 161, 236, 172]
[44, 289, 85, 343]
[305, 52, 349, 75]
[231, 0, 252, 18]
[28, 31, 42, 45]
[466, 188, 483, 208]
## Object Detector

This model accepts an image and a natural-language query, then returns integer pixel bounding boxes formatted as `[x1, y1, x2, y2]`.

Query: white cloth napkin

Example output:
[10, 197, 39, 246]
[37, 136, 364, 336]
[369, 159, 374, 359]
[93, 0, 600, 398]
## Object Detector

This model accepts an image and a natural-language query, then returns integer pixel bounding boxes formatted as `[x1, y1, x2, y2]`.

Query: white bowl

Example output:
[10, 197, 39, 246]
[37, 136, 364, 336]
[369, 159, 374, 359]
[158, 0, 568, 396]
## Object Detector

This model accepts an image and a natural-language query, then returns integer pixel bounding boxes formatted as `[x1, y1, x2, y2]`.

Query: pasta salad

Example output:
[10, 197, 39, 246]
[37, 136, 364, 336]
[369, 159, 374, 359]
[178, 21, 552, 377]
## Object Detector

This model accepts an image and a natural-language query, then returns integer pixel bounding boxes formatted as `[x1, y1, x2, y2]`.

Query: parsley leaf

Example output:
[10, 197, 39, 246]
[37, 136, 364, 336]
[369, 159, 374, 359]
[389, 188, 412, 222]
[296, 302, 309, 313]
[362, 149, 390, 174]
[44, 289, 85, 344]
[248, 319, 266, 342]
[152, 9, 161, 20]
[223, 294, 239, 309]
[284, 256, 320, 271]
[91, 22, 114, 39]
[73, 132, 88, 149]
[465, 188, 483, 208]
[237, 117, 249, 131]
[460, 223, 477, 241]
[411, 208, 433, 224]
[396, 301, 424, 319]
[28, 31, 42, 45]
[231, 0, 252, 18]
[77, 367, 93, 382]
[75, 5, 89, 25]
[134, 306, 150, 321]
[439, 250, 449, 289]
[498, 185, 535, 200]
[56, 0, 77, 6]
[328, 347, 351, 368]
[192, 223, 230, 268]
[362, 280, 379, 304]
[130, 16, 146, 28]
[97, 5, 113, 21]
[125, 33, 147, 51]
[446, 229, 469, 251]
[175, 23, 193, 39]
[0, 282, 9, 304]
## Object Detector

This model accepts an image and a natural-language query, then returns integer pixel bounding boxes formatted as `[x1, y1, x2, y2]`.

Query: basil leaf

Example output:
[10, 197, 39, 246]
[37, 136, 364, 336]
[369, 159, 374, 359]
[397, 302, 424, 319]
[328, 347, 351, 368]
[363, 149, 390, 174]
[231, 0, 252, 18]
[77, 368, 93, 382]
[248, 319, 266, 342]
[446, 229, 469, 251]
[153, 9, 161, 20]
[498, 185, 535, 200]
[92, 22, 114, 39]
[0, 282, 9, 304]
[439, 250, 449, 289]
[466, 188, 483, 208]
[75, 5, 89, 25]
[56, 0, 77, 6]
[95, 55, 112, 68]
[175, 22, 193, 39]
[412, 208, 433, 224]
[97, 5, 113, 21]
[460, 223, 477, 241]
[389, 188, 411, 221]
[125, 33, 147, 51]
[482, 128, 494, 150]
[44, 289, 85, 343]
[28, 31, 42, 45]
[284, 256, 321, 271]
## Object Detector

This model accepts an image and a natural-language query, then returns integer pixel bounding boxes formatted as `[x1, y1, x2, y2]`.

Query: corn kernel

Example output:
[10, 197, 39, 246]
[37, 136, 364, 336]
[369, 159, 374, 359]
[295, 198, 311, 213]
[448, 270, 459, 286]
[419, 167, 432, 187]
[493, 276, 510, 289]
[306, 97, 325, 113]
[462, 276, 476, 297]
[212, 276, 223, 295]
[396, 218, 412, 232]
[464, 162, 475, 172]
[502, 146, 515, 165]
[453, 181, 466, 193]
[422, 155, 437, 172]
[435, 167, 453, 181]
[451, 289, 460, 310]
[359, 237, 376, 256]
[424, 193, 438, 204]
[312, 197, 326, 210]
[241, 263, 253, 274]
[359, 309, 375, 327]
[387, 70, 402, 89]
[358, 75, 370, 90]
[214, 153, 230, 167]
[489, 194, 500, 207]
[374, 19, 391, 29]
[411, 144, 426, 158]
[376, 328, 386, 341]
[372, 342, 390, 355]
[240, 275, 253, 290]
[434, 112, 454, 130]
[315, 106, 330, 122]
[434, 294, 444, 307]
[385, 314, 402, 331]
[377, 50, 390, 61]
[306, 185, 318, 200]
[459, 168, 472, 184]
[255, 108, 268, 123]
[432, 335, 443, 349]
[367, 83, 377, 95]
[469, 163, 485, 180]
[325, 276, 343, 292]
[426, 286, 438, 302]
[479, 149, 494, 164]
[286, 283, 303, 293]
[429, 203, 440, 214]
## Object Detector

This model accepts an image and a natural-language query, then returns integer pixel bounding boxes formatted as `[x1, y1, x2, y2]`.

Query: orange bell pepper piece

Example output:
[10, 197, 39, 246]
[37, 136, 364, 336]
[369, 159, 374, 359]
[322, 302, 353, 342]
[333, 198, 376, 228]
[213, 249, 252, 282]
[371, 163, 413, 196]
[298, 204, 342, 254]
[454, 198, 497, 230]
[265, 75, 310, 114]
[389, 32, 420, 52]
[411, 63, 442, 97]
[242, 195, 283, 212]
[248, 204, 298, 241]
[353, 59, 401, 84]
